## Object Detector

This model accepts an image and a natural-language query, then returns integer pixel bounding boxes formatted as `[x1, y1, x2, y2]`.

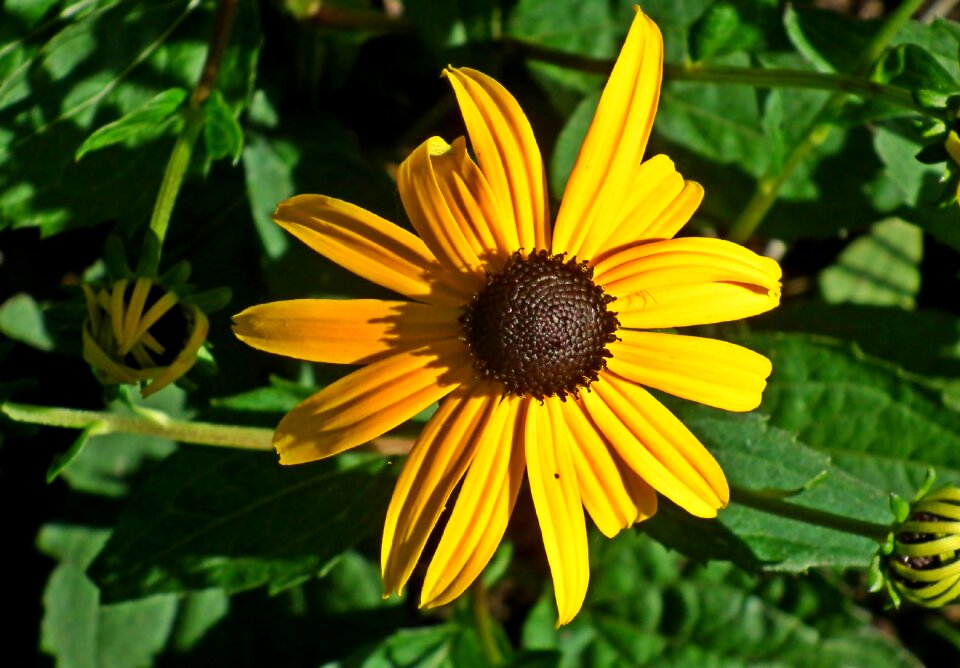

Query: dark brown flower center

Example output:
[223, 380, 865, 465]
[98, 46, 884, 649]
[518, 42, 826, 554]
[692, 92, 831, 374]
[459, 250, 619, 399]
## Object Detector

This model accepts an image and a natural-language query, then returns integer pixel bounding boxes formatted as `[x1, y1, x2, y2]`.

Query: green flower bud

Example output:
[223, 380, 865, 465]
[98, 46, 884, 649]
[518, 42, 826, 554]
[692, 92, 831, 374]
[890, 486, 960, 608]
[81, 277, 208, 398]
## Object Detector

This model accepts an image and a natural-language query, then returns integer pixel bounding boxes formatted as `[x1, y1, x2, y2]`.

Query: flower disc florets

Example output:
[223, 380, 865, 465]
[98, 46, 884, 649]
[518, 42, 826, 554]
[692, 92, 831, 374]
[459, 249, 619, 399]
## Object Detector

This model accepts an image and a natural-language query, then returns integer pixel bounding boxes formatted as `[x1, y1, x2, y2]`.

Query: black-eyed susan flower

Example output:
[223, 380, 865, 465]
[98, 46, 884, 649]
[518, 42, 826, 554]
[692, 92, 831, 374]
[233, 8, 781, 624]
[82, 277, 208, 398]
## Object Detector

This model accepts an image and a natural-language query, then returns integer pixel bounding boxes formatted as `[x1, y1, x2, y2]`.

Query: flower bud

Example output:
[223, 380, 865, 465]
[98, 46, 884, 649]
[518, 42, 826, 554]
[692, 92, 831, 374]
[890, 486, 960, 607]
[81, 277, 208, 397]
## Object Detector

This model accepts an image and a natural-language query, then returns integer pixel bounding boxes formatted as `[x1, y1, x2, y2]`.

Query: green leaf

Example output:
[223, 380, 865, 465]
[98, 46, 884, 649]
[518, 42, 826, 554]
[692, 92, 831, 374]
[203, 89, 243, 163]
[744, 332, 960, 498]
[689, 0, 778, 62]
[507, 0, 617, 97]
[0, 0, 261, 236]
[329, 619, 499, 668]
[647, 407, 888, 572]
[58, 386, 187, 497]
[873, 44, 958, 96]
[38, 524, 181, 668]
[0, 292, 54, 350]
[754, 302, 960, 380]
[819, 218, 922, 309]
[657, 54, 769, 179]
[46, 421, 105, 483]
[242, 91, 397, 261]
[75, 87, 187, 161]
[783, 7, 875, 73]
[89, 452, 394, 601]
[522, 533, 921, 667]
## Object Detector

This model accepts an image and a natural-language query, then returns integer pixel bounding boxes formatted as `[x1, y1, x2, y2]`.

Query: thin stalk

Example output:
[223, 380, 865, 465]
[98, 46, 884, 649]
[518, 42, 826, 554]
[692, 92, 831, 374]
[732, 486, 891, 543]
[503, 38, 931, 116]
[2, 401, 273, 450]
[471, 578, 505, 665]
[727, 0, 926, 242]
[142, 0, 238, 275]
[2, 401, 416, 455]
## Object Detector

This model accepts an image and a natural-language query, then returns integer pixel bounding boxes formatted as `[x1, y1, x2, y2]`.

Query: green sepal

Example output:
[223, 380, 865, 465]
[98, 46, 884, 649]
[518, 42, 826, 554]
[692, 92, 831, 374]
[867, 554, 885, 592]
[158, 261, 193, 292]
[189, 287, 232, 313]
[890, 494, 911, 524]
[103, 235, 133, 281]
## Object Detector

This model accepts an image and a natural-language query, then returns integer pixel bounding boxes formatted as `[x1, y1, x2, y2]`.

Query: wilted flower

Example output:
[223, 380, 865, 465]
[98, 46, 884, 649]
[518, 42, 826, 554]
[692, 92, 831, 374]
[82, 276, 208, 398]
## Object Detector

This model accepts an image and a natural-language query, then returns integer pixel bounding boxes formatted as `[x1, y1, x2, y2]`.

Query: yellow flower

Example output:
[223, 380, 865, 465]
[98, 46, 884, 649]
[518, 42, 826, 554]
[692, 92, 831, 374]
[233, 9, 780, 625]
[82, 277, 209, 398]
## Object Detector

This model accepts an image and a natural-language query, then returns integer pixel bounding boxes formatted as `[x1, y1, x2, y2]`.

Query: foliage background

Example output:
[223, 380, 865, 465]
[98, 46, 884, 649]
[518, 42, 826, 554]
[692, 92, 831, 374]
[4, 0, 960, 665]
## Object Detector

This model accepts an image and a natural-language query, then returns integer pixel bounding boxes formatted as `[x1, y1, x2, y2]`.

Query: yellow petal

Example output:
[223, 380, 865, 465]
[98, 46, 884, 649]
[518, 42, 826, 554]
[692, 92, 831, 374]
[558, 399, 641, 537]
[444, 67, 550, 251]
[526, 397, 589, 627]
[273, 194, 469, 307]
[233, 299, 460, 365]
[592, 179, 704, 260]
[274, 341, 471, 464]
[398, 137, 487, 282]
[422, 394, 527, 607]
[141, 305, 209, 398]
[582, 373, 728, 517]
[381, 383, 501, 596]
[429, 136, 517, 268]
[607, 331, 772, 412]
[120, 277, 151, 354]
[596, 237, 782, 328]
[552, 9, 663, 257]
[576, 155, 683, 260]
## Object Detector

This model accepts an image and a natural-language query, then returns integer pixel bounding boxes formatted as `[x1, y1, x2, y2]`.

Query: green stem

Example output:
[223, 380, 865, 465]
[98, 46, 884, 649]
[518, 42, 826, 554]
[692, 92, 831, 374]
[2, 401, 273, 450]
[727, 0, 926, 242]
[504, 38, 930, 116]
[141, 0, 238, 275]
[664, 62, 931, 117]
[732, 486, 891, 543]
[471, 578, 504, 665]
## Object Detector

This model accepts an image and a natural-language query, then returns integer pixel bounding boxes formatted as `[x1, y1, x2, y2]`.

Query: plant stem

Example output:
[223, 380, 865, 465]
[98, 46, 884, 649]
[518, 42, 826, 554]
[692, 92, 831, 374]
[664, 63, 930, 117]
[142, 0, 238, 275]
[503, 38, 931, 117]
[2, 401, 273, 450]
[731, 486, 891, 543]
[727, 0, 926, 242]
[2, 401, 416, 455]
[471, 578, 504, 665]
